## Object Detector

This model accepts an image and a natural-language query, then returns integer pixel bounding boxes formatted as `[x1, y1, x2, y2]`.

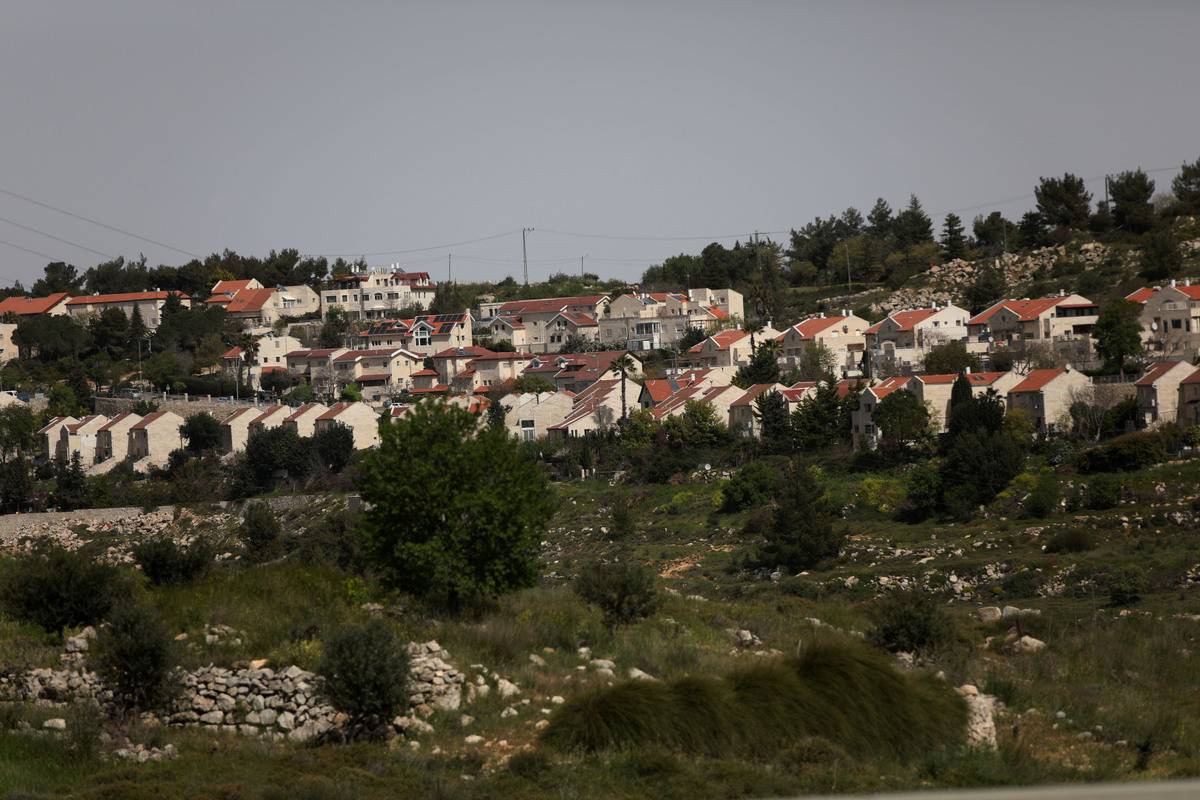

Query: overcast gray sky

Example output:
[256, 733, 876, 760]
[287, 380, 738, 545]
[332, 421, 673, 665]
[1, 0, 1197, 288]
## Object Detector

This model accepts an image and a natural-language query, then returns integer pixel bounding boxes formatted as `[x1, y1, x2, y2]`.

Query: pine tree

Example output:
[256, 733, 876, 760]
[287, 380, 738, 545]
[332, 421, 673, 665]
[1109, 168, 1156, 234]
[755, 462, 843, 573]
[1035, 173, 1091, 229]
[895, 195, 934, 247]
[754, 390, 791, 451]
[1171, 155, 1200, 214]
[940, 213, 967, 260]
[867, 198, 894, 237]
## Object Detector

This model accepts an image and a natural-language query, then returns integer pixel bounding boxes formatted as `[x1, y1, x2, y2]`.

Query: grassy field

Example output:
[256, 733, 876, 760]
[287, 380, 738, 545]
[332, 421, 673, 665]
[3, 454, 1200, 798]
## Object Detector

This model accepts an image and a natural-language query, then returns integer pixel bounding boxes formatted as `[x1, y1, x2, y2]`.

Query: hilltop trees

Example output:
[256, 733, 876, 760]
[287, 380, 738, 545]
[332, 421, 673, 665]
[359, 402, 555, 609]
[939, 213, 967, 260]
[1109, 168, 1156, 234]
[1035, 173, 1091, 229]
[1093, 299, 1144, 377]
[1171, 155, 1200, 214]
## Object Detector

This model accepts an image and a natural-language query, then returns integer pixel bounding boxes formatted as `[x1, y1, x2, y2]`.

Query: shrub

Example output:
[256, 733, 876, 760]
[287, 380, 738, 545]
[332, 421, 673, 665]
[867, 592, 955, 655]
[609, 502, 636, 539]
[755, 462, 843, 572]
[1000, 569, 1043, 599]
[1105, 565, 1146, 606]
[860, 476, 906, 514]
[241, 502, 283, 562]
[132, 537, 214, 585]
[312, 424, 355, 473]
[359, 402, 555, 609]
[1076, 431, 1167, 473]
[506, 749, 554, 780]
[318, 619, 409, 729]
[0, 546, 122, 633]
[542, 640, 966, 761]
[1024, 473, 1059, 518]
[93, 602, 178, 711]
[574, 562, 661, 626]
[721, 461, 783, 513]
[1043, 529, 1095, 554]
[1085, 474, 1123, 510]
[898, 462, 941, 522]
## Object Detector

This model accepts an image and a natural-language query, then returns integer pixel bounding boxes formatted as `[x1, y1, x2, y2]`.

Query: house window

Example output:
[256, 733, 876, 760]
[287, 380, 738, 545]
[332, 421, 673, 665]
[326, 295, 337, 303]
[374, 293, 383, 300]
[414, 331, 430, 347]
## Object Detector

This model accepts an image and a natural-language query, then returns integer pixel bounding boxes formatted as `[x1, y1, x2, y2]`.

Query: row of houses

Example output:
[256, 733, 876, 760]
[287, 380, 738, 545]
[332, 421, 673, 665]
[38, 401, 385, 473]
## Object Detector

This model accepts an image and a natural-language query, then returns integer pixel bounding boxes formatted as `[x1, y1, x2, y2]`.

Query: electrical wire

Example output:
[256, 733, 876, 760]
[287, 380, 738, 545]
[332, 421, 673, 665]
[0, 215, 113, 259]
[0, 185, 199, 258]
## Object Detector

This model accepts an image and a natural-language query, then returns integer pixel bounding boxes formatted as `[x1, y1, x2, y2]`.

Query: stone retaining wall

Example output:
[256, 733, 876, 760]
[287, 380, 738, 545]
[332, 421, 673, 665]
[94, 396, 263, 420]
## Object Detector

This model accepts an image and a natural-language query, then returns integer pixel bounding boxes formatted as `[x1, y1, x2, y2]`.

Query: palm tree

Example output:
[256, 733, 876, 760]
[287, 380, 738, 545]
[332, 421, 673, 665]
[613, 354, 635, 423]
[236, 332, 259, 395]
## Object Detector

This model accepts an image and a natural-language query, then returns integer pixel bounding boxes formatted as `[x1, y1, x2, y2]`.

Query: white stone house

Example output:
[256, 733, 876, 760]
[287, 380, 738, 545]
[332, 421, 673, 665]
[38, 416, 77, 461]
[1134, 360, 1195, 427]
[127, 410, 186, 468]
[313, 402, 381, 450]
[282, 403, 329, 437]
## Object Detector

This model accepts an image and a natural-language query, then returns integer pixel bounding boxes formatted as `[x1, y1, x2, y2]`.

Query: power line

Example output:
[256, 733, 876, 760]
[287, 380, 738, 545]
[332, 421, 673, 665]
[309, 230, 520, 258]
[537, 227, 782, 242]
[0, 185, 200, 258]
[0, 215, 113, 259]
[0, 237, 61, 263]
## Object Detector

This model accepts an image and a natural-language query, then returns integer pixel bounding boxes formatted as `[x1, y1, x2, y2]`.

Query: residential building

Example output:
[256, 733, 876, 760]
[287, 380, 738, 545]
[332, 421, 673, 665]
[597, 288, 742, 352]
[57, 415, 106, 466]
[775, 312, 870, 377]
[127, 411, 185, 468]
[320, 268, 437, 319]
[477, 295, 610, 354]
[456, 351, 536, 394]
[356, 312, 473, 356]
[500, 391, 575, 440]
[0, 323, 17, 363]
[549, 350, 642, 394]
[282, 403, 328, 437]
[206, 281, 321, 329]
[906, 371, 1020, 432]
[546, 376, 639, 437]
[331, 347, 422, 402]
[728, 384, 789, 436]
[851, 376, 913, 449]
[284, 348, 349, 396]
[1005, 366, 1092, 434]
[1137, 279, 1200, 358]
[313, 402, 381, 449]
[64, 291, 190, 330]
[685, 326, 781, 369]
[219, 407, 262, 454]
[38, 416, 77, 461]
[864, 304, 969, 373]
[1178, 367, 1200, 426]
[0, 292, 70, 318]
[650, 384, 742, 425]
[93, 412, 141, 472]
[248, 404, 291, 438]
[966, 293, 1098, 348]
[1134, 360, 1195, 427]
[432, 346, 496, 385]
[638, 369, 722, 409]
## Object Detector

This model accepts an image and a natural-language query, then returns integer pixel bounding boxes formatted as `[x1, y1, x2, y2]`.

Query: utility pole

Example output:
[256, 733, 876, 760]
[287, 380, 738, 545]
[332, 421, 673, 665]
[580, 254, 587, 279]
[845, 242, 852, 293]
[448, 252, 452, 283]
[522, 227, 534, 286]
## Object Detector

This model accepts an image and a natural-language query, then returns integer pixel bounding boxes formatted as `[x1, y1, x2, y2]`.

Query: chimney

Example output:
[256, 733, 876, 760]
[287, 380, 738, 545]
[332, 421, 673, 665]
[964, 366, 971, 374]
[1186, 278, 1192, 287]
[1170, 279, 1177, 288]
[1059, 288, 1065, 297]
[842, 309, 849, 317]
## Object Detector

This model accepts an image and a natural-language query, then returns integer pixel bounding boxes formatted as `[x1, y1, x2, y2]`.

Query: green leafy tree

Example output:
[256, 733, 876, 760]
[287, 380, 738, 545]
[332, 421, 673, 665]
[0, 459, 33, 513]
[873, 389, 932, 455]
[940, 428, 1025, 516]
[359, 402, 555, 609]
[894, 195, 934, 247]
[964, 264, 1006, 313]
[866, 198, 894, 238]
[340, 382, 363, 401]
[1093, 299, 1144, 377]
[0, 405, 38, 463]
[795, 340, 836, 381]
[89, 307, 129, 360]
[733, 339, 780, 388]
[312, 423, 355, 472]
[613, 354, 635, 422]
[574, 561, 661, 626]
[31, 262, 84, 296]
[1140, 226, 1182, 281]
[1035, 173, 1091, 229]
[939, 213, 967, 260]
[53, 453, 88, 510]
[511, 374, 555, 394]
[319, 307, 353, 348]
[46, 383, 82, 418]
[790, 381, 841, 449]
[318, 620, 410, 732]
[180, 413, 222, 454]
[755, 462, 843, 572]
[93, 602, 178, 712]
[13, 315, 92, 361]
[754, 390, 791, 450]
[921, 341, 980, 374]
[240, 502, 283, 562]
[662, 399, 729, 448]
[1109, 168, 1156, 234]
[1171, 155, 1200, 214]
[1017, 211, 1047, 249]
[486, 393, 508, 431]
[972, 212, 1016, 254]
[142, 351, 185, 390]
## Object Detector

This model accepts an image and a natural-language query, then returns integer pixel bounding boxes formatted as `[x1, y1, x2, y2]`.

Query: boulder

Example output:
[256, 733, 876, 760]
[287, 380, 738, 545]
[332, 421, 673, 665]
[1012, 635, 1046, 654]
[978, 607, 1002, 623]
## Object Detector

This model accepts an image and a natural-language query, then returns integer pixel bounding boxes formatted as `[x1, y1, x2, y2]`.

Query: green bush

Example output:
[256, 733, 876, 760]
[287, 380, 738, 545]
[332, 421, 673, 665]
[1024, 473, 1060, 518]
[755, 462, 843, 572]
[1105, 565, 1146, 606]
[318, 619, 410, 729]
[0, 546, 123, 633]
[609, 502, 636, 539]
[1076, 431, 1167, 473]
[93, 602, 178, 711]
[541, 640, 966, 761]
[867, 592, 954, 655]
[721, 461, 782, 513]
[1043, 529, 1095, 554]
[574, 562, 661, 626]
[1000, 569, 1043, 599]
[1085, 474, 1123, 510]
[240, 502, 283, 562]
[132, 537, 214, 585]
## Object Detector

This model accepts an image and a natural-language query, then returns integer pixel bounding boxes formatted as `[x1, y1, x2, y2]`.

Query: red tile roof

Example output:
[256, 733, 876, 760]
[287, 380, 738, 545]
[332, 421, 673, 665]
[640, 379, 677, 404]
[411, 369, 438, 377]
[497, 295, 607, 315]
[1178, 285, 1200, 300]
[865, 308, 938, 335]
[1009, 368, 1069, 394]
[867, 376, 911, 400]
[357, 372, 391, 382]
[1182, 367, 1200, 386]
[778, 315, 845, 341]
[220, 407, 261, 425]
[222, 346, 244, 359]
[285, 403, 326, 422]
[66, 290, 187, 305]
[0, 292, 70, 316]
[212, 279, 256, 294]
[97, 412, 140, 432]
[1134, 360, 1188, 386]
[130, 410, 174, 430]
[834, 378, 867, 398]
[222, 287, 275, 313]
[1125, 287, 1158, 304]
[316, 402, 358, 421]
[334, 347, 407, 362]
[968, 297, 1065, 326]
[432, 346, 494, 360]
[730, 384, 779, 408]
[689, 328, 748, 353]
